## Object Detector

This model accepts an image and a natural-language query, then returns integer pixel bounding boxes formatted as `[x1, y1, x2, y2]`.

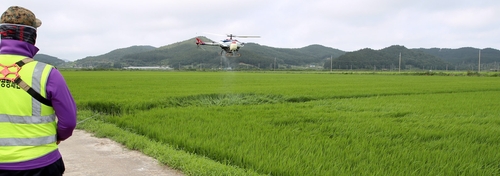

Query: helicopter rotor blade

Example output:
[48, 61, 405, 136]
[197, 45, 207, 51]
[227, 34, 260, 38]
[204, 32, 260, 39]
[234, 35, 260, 38]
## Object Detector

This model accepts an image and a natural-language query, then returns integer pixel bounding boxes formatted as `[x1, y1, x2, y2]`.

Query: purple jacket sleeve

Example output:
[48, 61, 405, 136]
[46, 68, 77, 141]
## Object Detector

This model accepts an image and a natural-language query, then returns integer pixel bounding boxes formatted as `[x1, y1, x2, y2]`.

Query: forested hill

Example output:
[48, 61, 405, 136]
[417, 47, 500, 65]
[33, 54, 67, 66]
[73, 45, 157, 68]
[330, 45, 450, 70]
[73, 36, 345, 69]
[38, 36, 500, 70]
[119, 37, 346, 69]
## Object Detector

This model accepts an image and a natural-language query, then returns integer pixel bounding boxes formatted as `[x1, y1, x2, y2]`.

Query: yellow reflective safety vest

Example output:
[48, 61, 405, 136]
[0, 54, 57, 163]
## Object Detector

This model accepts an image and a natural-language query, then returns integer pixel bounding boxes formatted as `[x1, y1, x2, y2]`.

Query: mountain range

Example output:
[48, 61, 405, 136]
[35, 36, 500, 71]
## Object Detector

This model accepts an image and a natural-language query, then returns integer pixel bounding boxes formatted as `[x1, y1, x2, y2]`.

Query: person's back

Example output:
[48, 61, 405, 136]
[0, 6, 77, 176]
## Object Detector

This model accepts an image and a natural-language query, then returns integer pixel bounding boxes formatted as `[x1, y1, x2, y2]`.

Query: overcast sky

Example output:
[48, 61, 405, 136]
[1, 0, 499, 61]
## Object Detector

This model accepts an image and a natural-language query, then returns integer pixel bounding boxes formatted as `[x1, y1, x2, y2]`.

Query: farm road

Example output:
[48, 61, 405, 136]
[58, 129, 184, 176]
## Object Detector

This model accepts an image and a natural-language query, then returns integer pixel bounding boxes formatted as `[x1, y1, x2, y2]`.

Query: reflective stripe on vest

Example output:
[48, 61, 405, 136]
[32, 62, 45, 115]
[0, 55, 57, 163]
[0, 114, 56, 124]
[0, 136, 56, 146]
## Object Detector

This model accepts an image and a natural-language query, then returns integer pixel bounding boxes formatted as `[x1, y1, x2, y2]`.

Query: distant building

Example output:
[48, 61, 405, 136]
[124, 66, 172, 70]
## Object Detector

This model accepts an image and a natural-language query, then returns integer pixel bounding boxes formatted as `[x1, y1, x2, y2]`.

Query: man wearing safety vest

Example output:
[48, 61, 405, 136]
[0, 6, 77, 176]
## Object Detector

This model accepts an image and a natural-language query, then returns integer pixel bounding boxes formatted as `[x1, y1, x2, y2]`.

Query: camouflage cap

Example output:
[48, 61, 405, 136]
[1, 6, 41, 28]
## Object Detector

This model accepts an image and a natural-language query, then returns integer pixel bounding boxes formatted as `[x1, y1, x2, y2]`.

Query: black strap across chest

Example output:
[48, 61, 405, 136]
[1, 58, 52, 107]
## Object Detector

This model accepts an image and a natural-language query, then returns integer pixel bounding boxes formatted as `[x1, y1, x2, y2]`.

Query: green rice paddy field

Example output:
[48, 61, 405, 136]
[65, 71, 500, 176]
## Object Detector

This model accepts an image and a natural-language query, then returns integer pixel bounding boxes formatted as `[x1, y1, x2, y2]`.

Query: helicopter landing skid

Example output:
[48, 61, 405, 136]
[220, 51, 241, 57]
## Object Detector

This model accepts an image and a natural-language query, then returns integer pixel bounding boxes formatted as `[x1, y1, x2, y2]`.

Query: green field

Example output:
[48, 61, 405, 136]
[66, 71, 500, 175]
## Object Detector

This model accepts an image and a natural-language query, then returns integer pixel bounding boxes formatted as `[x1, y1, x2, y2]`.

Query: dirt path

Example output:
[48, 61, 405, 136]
[58, 129, 184, 176]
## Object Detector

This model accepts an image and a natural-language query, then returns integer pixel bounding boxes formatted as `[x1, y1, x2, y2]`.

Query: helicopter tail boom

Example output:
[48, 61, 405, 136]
[195, 38, 220, 46]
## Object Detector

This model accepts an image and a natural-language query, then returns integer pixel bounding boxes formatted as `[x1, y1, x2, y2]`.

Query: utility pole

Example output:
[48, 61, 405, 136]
[398, 52, 401, 73]
[478, 49, 481, 72]
[274, 57, 276, 71]
[330, 55, 333, 72]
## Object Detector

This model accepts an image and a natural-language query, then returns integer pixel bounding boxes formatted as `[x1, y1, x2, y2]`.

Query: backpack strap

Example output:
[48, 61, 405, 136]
[1, 58, 52, 107]
[14, 58, 35, 67]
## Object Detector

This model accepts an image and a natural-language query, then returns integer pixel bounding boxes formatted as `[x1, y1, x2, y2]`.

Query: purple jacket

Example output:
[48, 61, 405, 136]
[0, 39, 77, 170]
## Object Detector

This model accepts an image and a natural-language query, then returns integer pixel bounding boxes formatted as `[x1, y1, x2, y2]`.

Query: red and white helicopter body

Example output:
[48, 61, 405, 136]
[196, 34, 259, 57]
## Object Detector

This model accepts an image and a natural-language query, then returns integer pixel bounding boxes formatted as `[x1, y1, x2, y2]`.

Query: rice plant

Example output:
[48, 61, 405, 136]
[65, 71, 500, 175]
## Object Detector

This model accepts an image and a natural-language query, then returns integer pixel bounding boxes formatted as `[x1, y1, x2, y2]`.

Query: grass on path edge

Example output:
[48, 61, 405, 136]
[75, 110, 264, 176]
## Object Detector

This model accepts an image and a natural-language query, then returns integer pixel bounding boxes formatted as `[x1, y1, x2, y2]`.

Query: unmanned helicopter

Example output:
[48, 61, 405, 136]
[196, 34, 260, 57]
